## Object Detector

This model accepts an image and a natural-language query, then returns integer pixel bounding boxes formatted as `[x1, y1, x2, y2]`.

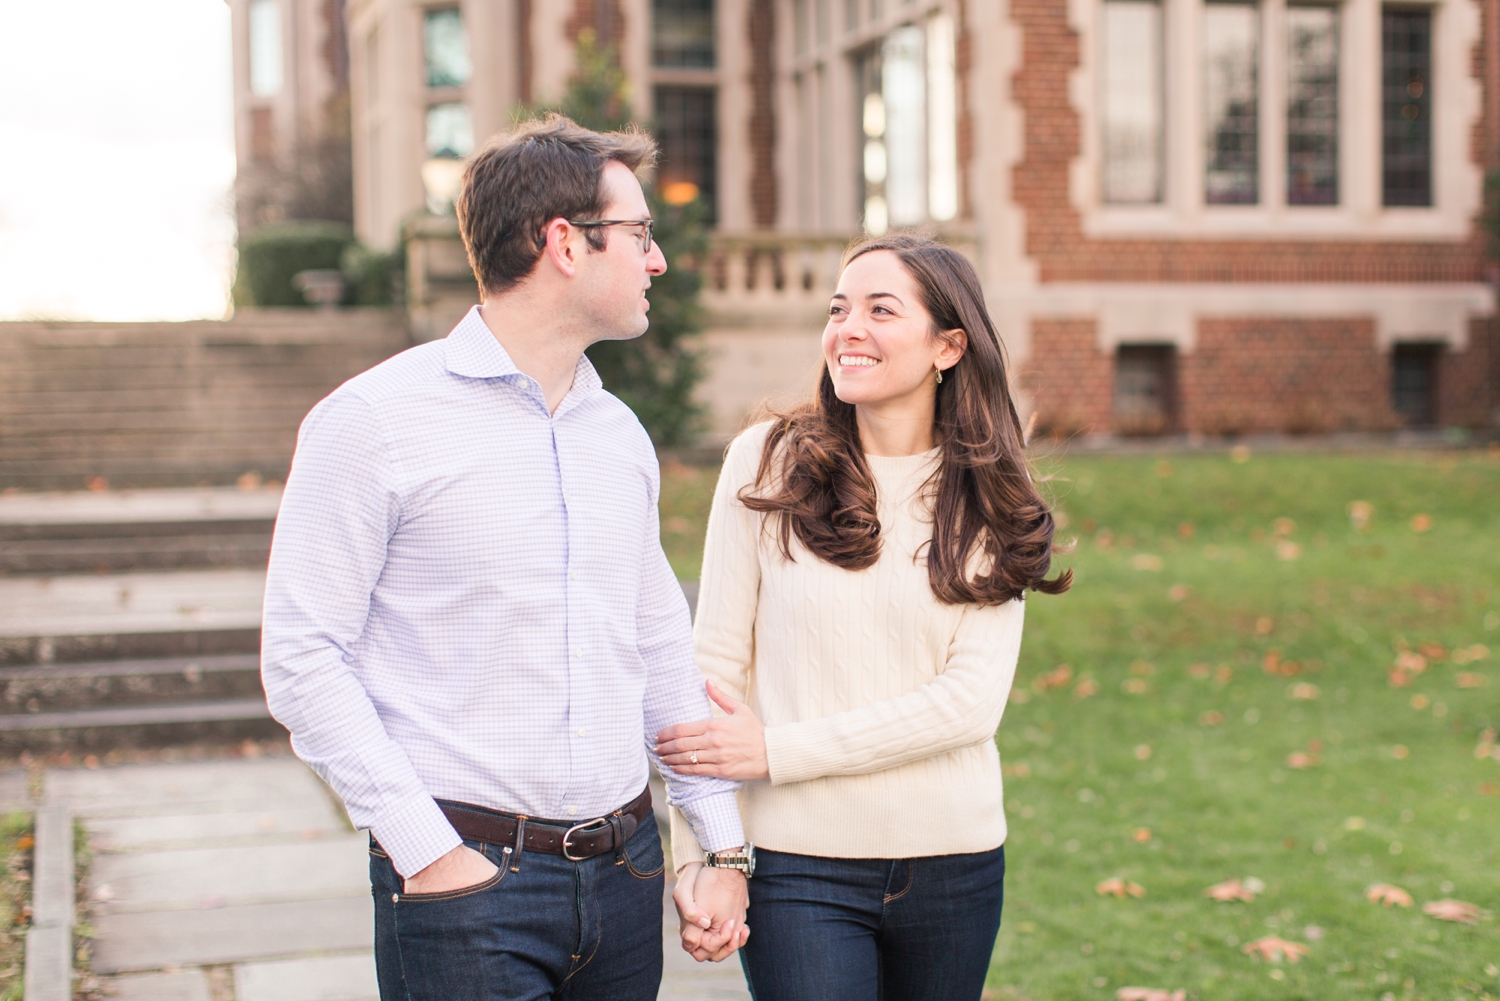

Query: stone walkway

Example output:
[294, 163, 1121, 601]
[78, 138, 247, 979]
[46, 757, 748, 1000]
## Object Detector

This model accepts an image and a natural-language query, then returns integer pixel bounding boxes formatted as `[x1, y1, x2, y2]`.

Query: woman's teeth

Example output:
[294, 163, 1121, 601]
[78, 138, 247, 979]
[840, 356, 878, 367]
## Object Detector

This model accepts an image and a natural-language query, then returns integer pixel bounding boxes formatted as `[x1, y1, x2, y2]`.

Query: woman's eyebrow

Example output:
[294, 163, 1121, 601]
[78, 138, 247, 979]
[867, 292, 904, 306]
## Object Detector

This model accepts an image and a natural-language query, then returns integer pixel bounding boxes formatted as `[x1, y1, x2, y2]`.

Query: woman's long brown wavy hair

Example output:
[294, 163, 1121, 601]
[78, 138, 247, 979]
[740, 235, 1071, 605]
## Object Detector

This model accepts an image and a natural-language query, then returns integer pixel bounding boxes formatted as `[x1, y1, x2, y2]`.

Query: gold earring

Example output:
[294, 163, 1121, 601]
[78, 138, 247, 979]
[935, 367, 944, 384]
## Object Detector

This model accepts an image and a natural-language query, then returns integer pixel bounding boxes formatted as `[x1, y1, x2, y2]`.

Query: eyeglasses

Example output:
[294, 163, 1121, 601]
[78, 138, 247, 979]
[566, 218, 655, 254]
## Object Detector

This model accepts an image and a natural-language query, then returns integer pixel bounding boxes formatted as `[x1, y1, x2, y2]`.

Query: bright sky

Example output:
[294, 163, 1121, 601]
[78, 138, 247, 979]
[0, 0, 236, 321]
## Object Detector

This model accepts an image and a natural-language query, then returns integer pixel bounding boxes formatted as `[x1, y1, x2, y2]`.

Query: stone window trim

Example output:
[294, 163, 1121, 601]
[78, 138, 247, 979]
[1066, 0, 1482, 240]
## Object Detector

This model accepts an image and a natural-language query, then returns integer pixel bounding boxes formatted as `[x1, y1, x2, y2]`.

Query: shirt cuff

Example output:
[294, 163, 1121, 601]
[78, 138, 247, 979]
[370, 791, 464, 878]
[676, 789, 744, 855]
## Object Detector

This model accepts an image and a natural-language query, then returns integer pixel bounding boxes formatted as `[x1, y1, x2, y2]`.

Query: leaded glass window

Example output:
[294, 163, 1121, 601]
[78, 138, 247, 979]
[426, 102, 473, 159]
[654, 86, 718, 222]
[1204, 2, 1259, 204]
[1287, 5, 1339, 204]
[653, 0, 715, 68]
[1101, 0, 1164, 204]
[424, 8, 471, 88]
[1382, 7, 1431, 206]
[249, 0, 283, 98]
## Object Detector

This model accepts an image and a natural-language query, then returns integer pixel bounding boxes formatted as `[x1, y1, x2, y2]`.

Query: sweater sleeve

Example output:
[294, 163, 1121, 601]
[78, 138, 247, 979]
[762, 596, 1025, 786]
[668, 425, 768, 871]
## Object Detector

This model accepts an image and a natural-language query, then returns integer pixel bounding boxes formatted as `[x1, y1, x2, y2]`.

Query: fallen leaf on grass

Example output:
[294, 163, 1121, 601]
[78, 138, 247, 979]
[1456, 673, 1487, 688]
[1205, 878, 1257, 902]
[1189, 663, 1212, 679]
[1133, 828, 1151, 842]
[1116, 989, 1185, 1001]
[1395, 650, 1429, 674]
[1423, 899, 1481, 924]
[1453, 644, 1491, 664]
[1365, 883, 1413, 907]
[1003, 762, 1031, 778]
[1096, 877, 1145, 898]
[1073, 679, 1100, 699]
[1033, 664, 1073, 692]
[1241, 936, 1310, 963]
[1289, 682, 1320, 700]
[1410, 514, 1432, 533]
[1276, 541, 1302, 561]
[1168, 584, 1191, 601]
[1199, 710, 1225, 725]
[1132, 554, 1164, 572]
[1285, 752, 1315, 769]
[1122, 678, 1149, 694]
[1347, 500, 1374, 530]
[1134, 744, 1152, 760]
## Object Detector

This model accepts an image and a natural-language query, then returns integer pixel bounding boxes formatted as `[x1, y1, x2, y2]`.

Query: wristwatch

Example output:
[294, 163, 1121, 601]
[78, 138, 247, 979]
[704, 843, 756, 877]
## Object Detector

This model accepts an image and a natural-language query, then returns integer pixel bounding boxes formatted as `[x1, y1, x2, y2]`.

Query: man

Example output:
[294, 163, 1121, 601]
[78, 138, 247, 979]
[262, 114, 749, 1001]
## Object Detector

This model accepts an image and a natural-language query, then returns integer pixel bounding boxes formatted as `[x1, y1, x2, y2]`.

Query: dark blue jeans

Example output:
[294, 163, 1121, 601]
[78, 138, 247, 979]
[741, 845, 1006, 1001]
[369, 811, 665, 1001]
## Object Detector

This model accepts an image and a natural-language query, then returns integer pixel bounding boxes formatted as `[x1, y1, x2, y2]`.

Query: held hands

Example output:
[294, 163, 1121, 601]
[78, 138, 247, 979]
[655, 681, 770, 781]
[401, 843, 499, 895]
[672, 861, 750, 962]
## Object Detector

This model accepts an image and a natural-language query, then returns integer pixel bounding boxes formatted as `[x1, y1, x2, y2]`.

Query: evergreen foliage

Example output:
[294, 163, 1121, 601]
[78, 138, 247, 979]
[534, 30, 708, 446]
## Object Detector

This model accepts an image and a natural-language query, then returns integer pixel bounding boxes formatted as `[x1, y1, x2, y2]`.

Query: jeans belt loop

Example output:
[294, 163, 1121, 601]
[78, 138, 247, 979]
[510, 816, 527, 872]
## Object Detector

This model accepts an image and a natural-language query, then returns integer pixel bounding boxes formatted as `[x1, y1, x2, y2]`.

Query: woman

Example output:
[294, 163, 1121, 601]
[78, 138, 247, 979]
[655, 235, 1070, 1000]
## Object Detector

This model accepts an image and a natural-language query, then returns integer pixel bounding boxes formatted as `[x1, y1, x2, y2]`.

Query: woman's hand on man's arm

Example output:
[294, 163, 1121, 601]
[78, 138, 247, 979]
[655, 681, 770, 781]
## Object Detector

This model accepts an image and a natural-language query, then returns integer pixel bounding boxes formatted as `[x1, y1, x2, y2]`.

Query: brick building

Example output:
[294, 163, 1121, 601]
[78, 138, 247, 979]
[232, 0, 1499, 436]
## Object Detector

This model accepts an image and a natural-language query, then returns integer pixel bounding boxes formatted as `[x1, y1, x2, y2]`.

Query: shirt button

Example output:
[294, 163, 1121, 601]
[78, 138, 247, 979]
[574, 649, 582, 659]
[567, 806, 577, 816]
[577, 728, 586, 737]
[569, 570, 577, 580]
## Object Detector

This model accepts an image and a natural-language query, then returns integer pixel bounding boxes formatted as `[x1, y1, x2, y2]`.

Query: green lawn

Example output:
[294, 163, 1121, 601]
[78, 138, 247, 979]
[661, 446, 1500, 1000]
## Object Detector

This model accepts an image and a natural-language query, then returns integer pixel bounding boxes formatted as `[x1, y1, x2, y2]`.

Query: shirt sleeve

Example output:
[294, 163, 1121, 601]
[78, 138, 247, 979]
[762, 597, 1026, 786]
[261, 392, 462, 878]
[668, 428, 766, 871]
[636, 451, 745, 857]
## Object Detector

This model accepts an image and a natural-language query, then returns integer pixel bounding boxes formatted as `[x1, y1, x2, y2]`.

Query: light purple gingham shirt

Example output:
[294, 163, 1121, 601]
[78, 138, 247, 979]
[261, 306, 743, 877]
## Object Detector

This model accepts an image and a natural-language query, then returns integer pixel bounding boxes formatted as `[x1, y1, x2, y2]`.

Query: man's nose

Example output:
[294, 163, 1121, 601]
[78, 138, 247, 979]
[646, 241, 667, 275]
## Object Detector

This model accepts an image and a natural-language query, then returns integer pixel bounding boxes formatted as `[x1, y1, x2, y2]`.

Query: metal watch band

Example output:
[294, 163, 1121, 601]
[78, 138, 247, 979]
[704, 843, 756, 877]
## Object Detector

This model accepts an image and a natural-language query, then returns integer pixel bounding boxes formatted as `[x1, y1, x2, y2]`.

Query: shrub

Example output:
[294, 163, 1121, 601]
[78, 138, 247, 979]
[233, 221, 354, 307]
[340, 242, 402, 307]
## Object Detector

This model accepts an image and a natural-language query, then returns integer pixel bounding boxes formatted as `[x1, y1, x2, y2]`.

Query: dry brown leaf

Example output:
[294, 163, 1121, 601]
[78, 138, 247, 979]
[1096, 877, 1145, 898]
[1388, 667, 1412, 688]
[1241, 936, 1310, 963]
[1116, 989, 1185, 1001]
[1411, 514, 1432, 533]
[1199, 710, 1225, 726]
[1285, 752, 1315, 769]
[1456, 673, 1487, 689]
[1073, 679, 1100, 699]
[1132, 554, 1164, 572]
[1347, 500, 1373, 531]
[1168, 584, 1191, 601]
[1133, 828, 1151, 843]
[1204, 878, 1257, 902]
[1033, 665, 1073, 692]
[1289, 683, 1320, 700]
[1189, 663, 1212, 679]
[1423, 899, 1481, 923]
[1453, 644, 1491, 664]
[1395, 650, 1428, 674]
[1365, 883, 1413, 907]
[1276, 541, 1302, 561]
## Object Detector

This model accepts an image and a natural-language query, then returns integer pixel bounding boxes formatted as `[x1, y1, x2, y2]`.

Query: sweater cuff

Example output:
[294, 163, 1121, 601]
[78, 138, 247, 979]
[764, 720, 838, 786]
[370, 792, 463, 879]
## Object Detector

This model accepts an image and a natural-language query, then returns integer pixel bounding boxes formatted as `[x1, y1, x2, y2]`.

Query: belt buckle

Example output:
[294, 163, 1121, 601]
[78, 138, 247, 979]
[561, 818, 611, 861]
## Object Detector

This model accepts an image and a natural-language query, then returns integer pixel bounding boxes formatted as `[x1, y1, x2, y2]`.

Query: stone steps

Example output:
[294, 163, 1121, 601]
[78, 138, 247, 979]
[0, 309, 410, 490]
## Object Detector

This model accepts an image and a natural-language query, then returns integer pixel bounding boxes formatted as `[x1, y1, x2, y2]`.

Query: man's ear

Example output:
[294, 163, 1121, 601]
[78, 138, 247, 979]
[540, 217, 580, 279]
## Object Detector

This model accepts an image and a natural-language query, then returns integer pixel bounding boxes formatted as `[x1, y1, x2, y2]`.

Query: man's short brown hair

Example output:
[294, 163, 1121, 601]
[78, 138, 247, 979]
[456, 114, 657, 297]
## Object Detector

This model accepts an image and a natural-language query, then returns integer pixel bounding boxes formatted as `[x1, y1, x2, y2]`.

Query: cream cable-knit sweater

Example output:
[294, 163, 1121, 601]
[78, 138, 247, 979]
[669, 422, 1024, 869]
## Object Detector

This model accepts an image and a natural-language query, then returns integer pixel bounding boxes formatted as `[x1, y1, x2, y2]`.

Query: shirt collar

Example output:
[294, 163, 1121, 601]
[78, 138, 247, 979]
[443, 304, 605, 409]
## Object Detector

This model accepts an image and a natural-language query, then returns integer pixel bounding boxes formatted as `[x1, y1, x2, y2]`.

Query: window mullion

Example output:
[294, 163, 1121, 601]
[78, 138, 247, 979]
[1261, 0, 1287, 210]
[1166, 0, 1200, 212]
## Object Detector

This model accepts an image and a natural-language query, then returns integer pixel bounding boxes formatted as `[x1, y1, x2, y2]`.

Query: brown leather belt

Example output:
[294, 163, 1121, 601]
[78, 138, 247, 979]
[435, 787, 652, 862]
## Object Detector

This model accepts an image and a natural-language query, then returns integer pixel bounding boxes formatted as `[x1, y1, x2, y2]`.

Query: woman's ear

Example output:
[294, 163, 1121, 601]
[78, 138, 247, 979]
[936, 328, 968, 370]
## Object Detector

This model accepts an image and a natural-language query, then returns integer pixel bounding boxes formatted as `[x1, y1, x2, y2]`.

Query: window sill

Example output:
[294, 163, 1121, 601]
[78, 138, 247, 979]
[1079, 204, 1471, 241]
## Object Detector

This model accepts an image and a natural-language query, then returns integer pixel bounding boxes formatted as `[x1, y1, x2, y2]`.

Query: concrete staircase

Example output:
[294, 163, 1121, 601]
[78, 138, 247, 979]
[0, 309, 411, 491]
[0, 487, 282, 752]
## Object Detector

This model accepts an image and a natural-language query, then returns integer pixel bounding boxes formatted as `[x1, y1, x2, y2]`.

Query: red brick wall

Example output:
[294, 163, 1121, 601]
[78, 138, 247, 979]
[1181, 319, 1394, 434]
[1007, 0, 1490, 284]
[1024, 319, 1114, 434]
[1440, 318, 1499, 427]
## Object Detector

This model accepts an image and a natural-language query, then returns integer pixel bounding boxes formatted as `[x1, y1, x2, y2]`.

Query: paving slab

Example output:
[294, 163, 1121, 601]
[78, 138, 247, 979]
[47, 757, 337, 816]
[90, 895, 374, 973]
[0, 569, 265, 639]
[86, 805, 341, 852]
[100, 969, 213, 1001]
[91, 834, 368, 913]
[0, 486, 282, 526]
[234, 952, 379, 1001]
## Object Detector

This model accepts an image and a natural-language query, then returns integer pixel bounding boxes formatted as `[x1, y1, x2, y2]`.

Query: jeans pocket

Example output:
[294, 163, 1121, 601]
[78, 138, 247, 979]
[623, 816, 665, 879]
